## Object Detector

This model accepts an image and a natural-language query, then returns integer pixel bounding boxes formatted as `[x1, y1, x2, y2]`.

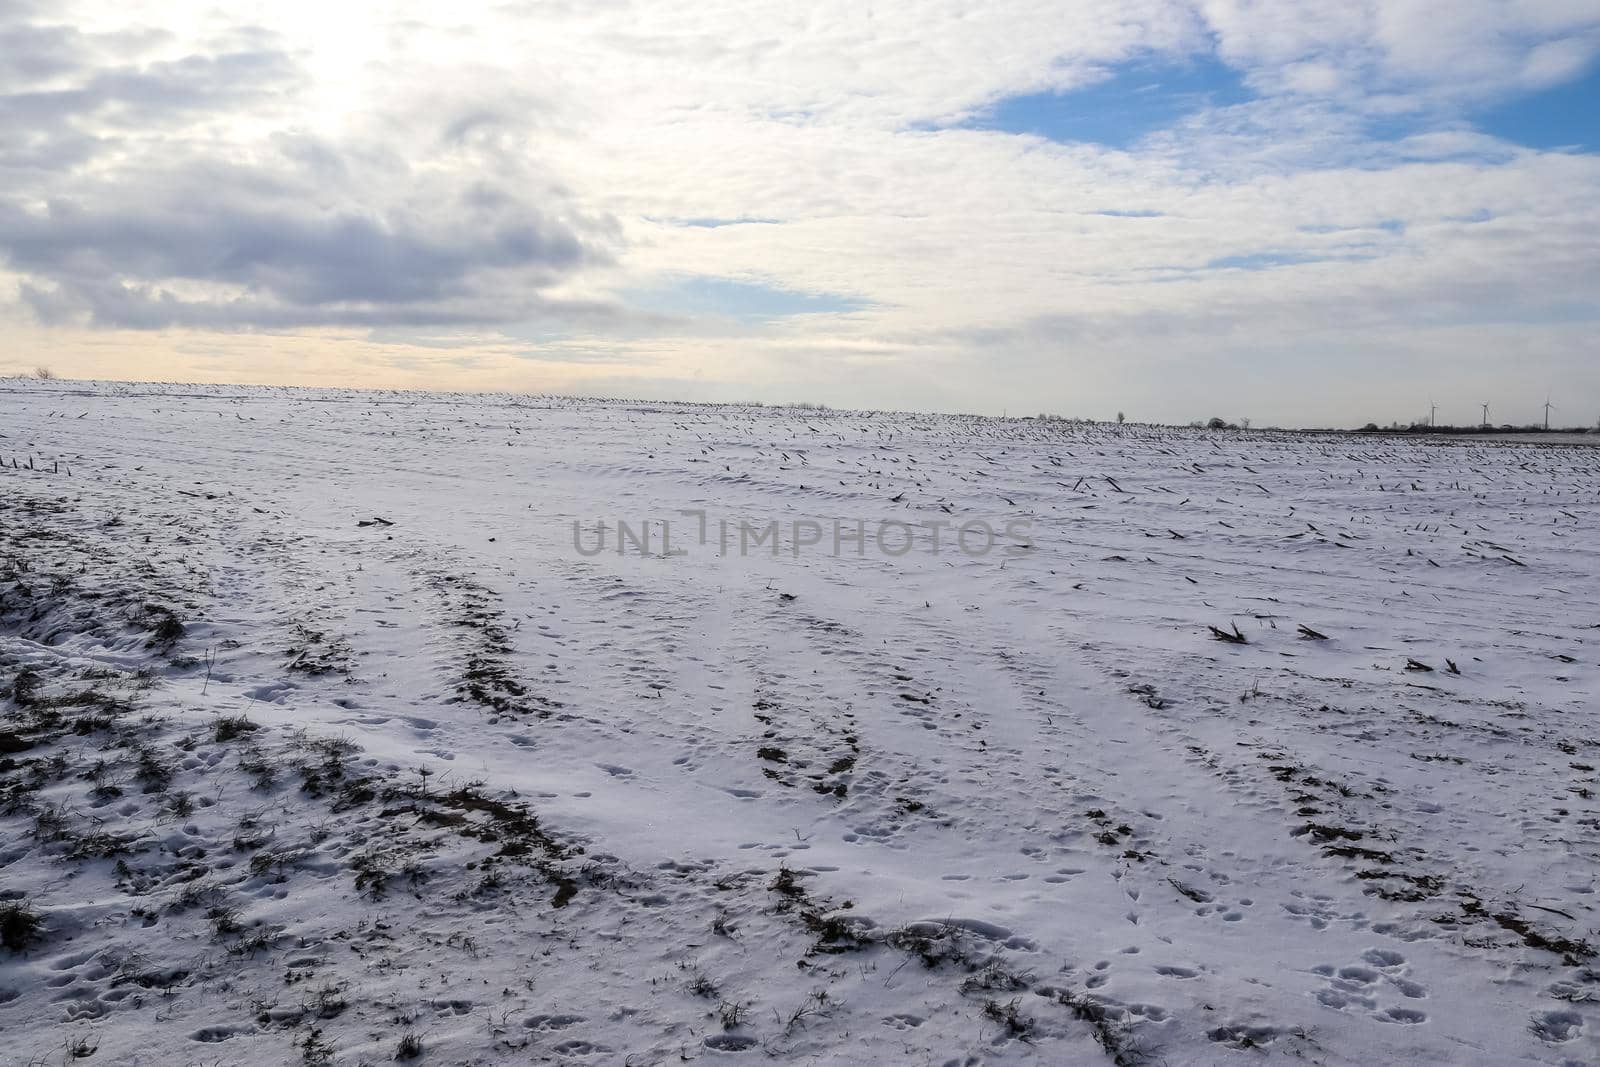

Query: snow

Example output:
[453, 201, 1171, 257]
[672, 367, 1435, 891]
[1, 377, 1597, 1065]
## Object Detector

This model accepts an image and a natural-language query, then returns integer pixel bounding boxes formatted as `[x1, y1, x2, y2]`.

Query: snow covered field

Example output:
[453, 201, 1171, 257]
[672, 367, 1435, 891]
[1, 379, 1597, 1066]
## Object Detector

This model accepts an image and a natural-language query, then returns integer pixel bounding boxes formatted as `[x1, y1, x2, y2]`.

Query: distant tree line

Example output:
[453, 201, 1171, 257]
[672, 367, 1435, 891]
[1356, 422, 1594, 435]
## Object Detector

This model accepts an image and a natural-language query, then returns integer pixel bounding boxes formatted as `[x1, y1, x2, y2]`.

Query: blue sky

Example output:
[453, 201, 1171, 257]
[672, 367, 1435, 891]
[966, 49, 1600, 155]
[962, 54, 1253, 148]
[625, 277, 866, 324]
[1469, 59, 1600, 151]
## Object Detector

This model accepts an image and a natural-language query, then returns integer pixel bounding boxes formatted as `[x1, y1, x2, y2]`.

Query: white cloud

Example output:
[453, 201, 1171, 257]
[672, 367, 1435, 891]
[0, 0, 1597, 424]
[1191, 1, 1600, 113]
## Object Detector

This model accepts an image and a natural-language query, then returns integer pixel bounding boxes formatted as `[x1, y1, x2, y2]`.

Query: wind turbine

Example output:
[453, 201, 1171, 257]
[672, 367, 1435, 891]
[1544, 395, 1556, 431]
[1481, 402, 1490, 429]
[1429, 399, 1437, 428]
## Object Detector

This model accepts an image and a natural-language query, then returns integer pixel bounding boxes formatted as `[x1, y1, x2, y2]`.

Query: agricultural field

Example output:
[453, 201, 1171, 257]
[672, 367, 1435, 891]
[1, 378, 1597, 1065]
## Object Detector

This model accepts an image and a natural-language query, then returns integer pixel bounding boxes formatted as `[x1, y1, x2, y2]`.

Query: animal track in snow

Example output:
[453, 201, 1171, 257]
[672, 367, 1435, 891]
[1312, 949, 1429, 1024]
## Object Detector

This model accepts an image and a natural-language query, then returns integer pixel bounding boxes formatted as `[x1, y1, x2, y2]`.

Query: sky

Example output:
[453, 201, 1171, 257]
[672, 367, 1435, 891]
[1, 0, 1598, 427]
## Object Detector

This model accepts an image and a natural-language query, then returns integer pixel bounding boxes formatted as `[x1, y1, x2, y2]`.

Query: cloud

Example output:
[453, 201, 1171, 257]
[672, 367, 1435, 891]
[1, 147, 613, 328]
[0, 22, 270, 173]
[0, 21, 285, 127]
[0, 9, 615, 329]
[3, 162, 601, 328]
[1199, 0, 1600, 108]
[1, 1, 1598, 424]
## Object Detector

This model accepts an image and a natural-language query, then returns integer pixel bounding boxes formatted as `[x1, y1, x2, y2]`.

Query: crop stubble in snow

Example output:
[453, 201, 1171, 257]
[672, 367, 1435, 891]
[0, 379, 1597, 1064]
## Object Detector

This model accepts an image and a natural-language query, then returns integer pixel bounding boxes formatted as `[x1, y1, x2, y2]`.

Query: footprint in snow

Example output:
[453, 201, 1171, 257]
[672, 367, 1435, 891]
[244, 682, 296, 703]
[1313, 951, 1429, 1020]
[1529, 1009, 1584, 1042]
